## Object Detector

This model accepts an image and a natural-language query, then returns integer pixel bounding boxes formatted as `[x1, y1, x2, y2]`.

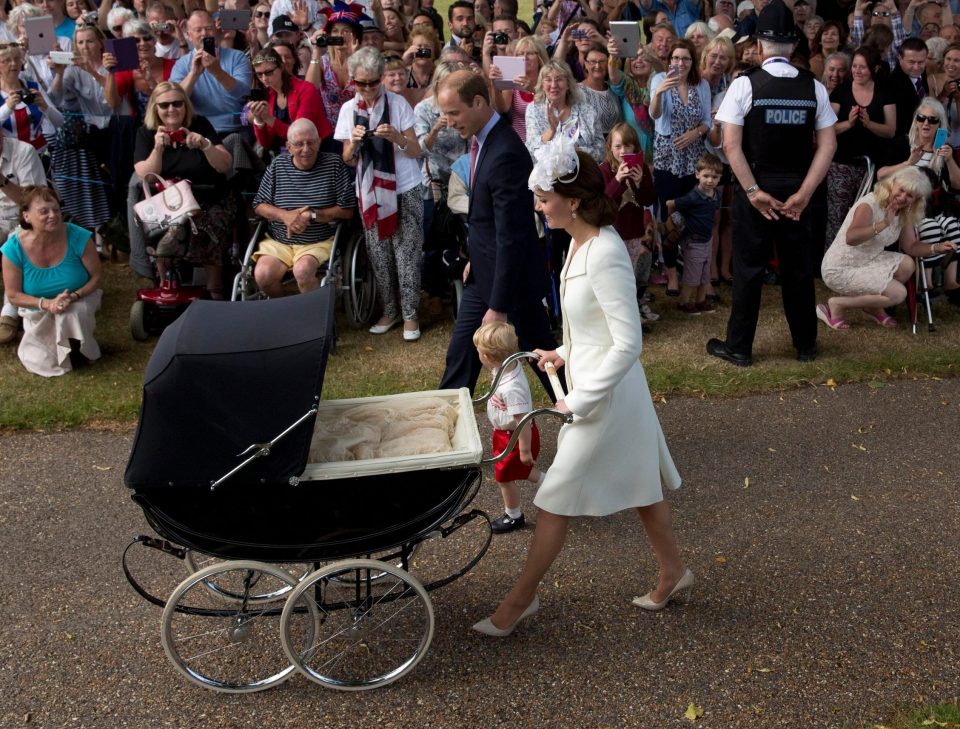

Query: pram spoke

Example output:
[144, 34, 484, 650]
[280, 558, 435, 691]
[161, 560, 320, 693]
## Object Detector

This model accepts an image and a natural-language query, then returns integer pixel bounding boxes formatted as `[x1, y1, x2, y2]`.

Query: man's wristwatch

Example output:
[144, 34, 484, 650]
[745, 184, 759, 196]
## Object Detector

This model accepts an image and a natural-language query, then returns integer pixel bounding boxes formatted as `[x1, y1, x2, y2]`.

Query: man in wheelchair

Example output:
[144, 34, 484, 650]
[251, 119, 356, 297]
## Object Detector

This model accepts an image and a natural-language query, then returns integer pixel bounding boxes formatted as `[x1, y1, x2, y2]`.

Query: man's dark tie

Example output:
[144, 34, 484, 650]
[916, 77, 925, 98]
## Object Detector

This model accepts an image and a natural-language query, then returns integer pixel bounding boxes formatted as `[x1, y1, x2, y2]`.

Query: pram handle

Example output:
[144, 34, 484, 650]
[479, 406, 573, 466]
[475, 350, 573, 466]
[473, 351, 546, 406]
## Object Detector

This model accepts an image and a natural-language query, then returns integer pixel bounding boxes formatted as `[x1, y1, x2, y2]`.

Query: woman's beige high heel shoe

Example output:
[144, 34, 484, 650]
[471, 595, 540, 637]
[632, 569, 694, 611]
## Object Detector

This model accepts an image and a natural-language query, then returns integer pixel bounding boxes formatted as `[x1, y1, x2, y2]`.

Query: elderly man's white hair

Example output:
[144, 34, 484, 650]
[287, 118, 319, 140]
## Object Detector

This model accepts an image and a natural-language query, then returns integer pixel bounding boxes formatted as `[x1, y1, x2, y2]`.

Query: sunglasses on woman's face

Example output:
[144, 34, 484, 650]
[157, 99, 185, 109]
[353, 78, 381, 88]
[916, 113, 940, 125]
[254, 10, 269, 17]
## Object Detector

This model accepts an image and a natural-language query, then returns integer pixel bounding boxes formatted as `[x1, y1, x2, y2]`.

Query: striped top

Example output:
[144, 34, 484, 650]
[253, 151, 356, 244]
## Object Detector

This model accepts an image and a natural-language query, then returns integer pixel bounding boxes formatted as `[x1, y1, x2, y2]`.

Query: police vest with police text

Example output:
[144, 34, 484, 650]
[742, 66, 817, 177]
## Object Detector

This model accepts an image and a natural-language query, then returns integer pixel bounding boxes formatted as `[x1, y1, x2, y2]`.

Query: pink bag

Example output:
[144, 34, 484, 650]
[133, 173, 201, 237]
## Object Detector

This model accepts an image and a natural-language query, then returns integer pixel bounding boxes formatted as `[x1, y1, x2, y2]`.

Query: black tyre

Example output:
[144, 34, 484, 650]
[130, 300, 150, 342]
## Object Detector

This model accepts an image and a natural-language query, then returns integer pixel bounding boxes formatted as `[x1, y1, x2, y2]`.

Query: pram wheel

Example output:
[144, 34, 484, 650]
[280, 558, 434, 691]
[183, 550, 313, 603]
[161, 560, 320, 693]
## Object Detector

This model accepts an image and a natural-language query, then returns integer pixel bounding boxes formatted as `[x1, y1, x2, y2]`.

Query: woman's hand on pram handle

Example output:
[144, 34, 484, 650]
[533, 348, 565, 371]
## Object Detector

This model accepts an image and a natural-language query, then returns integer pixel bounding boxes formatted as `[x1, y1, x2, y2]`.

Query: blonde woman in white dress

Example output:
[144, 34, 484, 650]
[472, 143, 690, 637]
[818, 166, 956, 330]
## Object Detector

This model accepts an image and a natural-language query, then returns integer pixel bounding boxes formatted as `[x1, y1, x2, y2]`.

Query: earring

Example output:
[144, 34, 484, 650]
[571, 211, 577, 220]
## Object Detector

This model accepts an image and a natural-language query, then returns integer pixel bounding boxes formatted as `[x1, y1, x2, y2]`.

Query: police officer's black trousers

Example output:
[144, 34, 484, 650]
[725, 179, 818, 356]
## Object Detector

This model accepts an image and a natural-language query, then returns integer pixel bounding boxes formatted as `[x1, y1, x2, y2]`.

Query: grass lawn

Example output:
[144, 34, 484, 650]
[855, 701, 960, 729]
[1, 257, 958, 429]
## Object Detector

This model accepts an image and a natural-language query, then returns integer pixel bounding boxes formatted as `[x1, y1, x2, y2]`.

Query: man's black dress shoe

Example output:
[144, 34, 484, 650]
[706, 338, 753, 367]
[796, 346, 817, 362]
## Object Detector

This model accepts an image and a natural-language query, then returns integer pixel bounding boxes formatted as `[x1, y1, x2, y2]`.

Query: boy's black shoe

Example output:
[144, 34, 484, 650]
[491, 513, 525, 533]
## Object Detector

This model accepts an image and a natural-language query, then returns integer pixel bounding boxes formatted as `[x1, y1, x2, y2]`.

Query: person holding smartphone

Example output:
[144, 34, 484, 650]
[649, 38, 711, 297]
[169, 9, 253, 135]
[247, 48, 330, 154]
[933, 42, 960, 146]
[875, 98, 960, 303]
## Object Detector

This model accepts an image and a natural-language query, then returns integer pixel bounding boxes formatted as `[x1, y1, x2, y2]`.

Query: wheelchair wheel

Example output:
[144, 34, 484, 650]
[130, 300, 150, 342]
[183, 550, 313, 603]
[161, 560, 319, 693]
[344, 231, 376, 328]
[280, 558, 434, 691]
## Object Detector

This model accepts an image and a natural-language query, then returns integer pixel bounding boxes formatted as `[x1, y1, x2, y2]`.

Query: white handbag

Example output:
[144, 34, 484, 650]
[133, 173, 201, 237]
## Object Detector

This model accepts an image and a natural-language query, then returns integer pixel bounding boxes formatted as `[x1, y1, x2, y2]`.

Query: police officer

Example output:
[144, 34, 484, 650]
[706, 0, 837, 367]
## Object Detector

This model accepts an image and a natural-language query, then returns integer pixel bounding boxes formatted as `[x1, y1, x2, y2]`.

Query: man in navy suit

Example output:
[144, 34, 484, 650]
[436, 70, 558, 396]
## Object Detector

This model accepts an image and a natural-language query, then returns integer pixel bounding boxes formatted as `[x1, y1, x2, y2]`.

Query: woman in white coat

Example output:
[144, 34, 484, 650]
[473, 143, 691, 637]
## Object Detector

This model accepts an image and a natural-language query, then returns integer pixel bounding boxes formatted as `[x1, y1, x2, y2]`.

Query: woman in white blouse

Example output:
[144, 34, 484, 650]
[524, 59, 605, 164]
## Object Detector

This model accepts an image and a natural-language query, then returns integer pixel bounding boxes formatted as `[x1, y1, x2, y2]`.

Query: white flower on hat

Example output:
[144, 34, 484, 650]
[528, 126, 581, 192]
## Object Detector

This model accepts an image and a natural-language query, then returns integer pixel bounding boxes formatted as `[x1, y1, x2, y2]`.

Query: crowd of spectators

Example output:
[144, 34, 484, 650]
[1, 0, 960, 376]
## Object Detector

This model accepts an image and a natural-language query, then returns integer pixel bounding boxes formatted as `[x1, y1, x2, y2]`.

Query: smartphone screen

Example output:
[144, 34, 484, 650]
[248, 87, 267, 102]
[202, 36, 216, 55]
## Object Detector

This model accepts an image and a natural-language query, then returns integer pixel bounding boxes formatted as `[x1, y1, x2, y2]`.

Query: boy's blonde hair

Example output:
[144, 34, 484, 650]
[472, 321, 518, 363]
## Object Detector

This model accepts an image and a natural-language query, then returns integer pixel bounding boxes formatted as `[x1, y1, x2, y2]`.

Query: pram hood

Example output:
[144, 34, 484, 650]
[124, 285, 335, 490]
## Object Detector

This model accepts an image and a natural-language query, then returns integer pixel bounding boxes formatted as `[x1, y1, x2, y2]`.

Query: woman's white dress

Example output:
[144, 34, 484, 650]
[533, 226, 681, 517]
[821, 192, 905, 296]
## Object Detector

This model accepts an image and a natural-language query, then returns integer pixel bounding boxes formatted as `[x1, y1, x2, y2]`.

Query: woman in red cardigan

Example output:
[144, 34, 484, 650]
[104, 19, 176, 118]
[248, 48, 333, 154]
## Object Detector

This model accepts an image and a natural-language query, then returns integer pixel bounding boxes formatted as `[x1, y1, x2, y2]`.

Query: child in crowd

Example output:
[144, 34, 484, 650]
[667, 153, 723, 315]
[473, 321, 543, 534]
[599, 122, 658, 322]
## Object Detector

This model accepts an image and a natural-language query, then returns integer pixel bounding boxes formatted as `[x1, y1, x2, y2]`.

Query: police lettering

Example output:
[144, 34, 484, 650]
[765, 108, 808, 125]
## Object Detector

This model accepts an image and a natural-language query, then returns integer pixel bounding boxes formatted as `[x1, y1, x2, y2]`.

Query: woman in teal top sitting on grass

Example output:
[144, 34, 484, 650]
[1, 186, 102, 377]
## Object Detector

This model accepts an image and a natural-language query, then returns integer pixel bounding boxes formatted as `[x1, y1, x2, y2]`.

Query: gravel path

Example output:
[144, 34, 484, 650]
[2, 378, 958, 728]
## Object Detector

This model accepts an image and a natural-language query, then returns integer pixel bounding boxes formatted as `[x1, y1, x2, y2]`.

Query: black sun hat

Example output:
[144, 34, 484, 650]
[756, 0, 799, 42]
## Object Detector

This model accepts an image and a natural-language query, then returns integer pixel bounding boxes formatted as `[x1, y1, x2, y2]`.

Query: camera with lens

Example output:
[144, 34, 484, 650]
[493, 31, 509, 44]
[18, 88, 36, 105]
[313, 35, 345, 47]
[415, 46, 432, 58]
[83, 10, 99, 23]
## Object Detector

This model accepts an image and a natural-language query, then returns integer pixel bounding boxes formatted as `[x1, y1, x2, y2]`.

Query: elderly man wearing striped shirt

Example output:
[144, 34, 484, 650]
[252, 119, 356, 297]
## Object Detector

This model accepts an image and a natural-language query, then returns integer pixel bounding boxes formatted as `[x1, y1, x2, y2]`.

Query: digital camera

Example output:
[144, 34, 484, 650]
[314, 35, 345, 47]
[493, 31, 509, 44]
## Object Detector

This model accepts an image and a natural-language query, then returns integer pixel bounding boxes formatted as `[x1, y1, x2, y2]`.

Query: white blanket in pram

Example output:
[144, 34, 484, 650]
[309, 396, 459, 463]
